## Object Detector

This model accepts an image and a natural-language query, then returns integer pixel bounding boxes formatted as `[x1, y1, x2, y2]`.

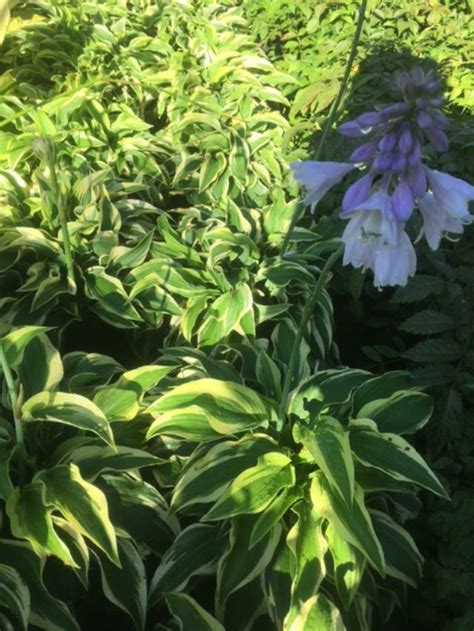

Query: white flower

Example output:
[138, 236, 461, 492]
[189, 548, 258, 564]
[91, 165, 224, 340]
[341, 190, 416, 287]
[419, 168, 474, 249]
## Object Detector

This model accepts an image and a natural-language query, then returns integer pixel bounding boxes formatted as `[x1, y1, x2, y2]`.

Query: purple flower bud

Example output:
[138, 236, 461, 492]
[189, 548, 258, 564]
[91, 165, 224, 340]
[398, 127, 414, 154]
[428, 97, 444, 107]
[416, 111, 433, 129]
[337, 121, 363, 138]
[373, 152, 394, 172]
[410, 67, 424, 84]
[341, 173, 374, 214]
[380, 103, 410, 120]
[415, 97, 428, 109]
[391, 152, 407, 173]
[425, 80, 441, 95]
[356, 111, 383, 127]
[430, 111, 448, 130]
[392, 178, 414, 221]
[378, 132, 398, 152]
[425, 127, 449, 152]
[407, 163, 427, 198]
[395, 72, 410, 92]
[407, 139, 422, 166]
[350, 141, 378, 164]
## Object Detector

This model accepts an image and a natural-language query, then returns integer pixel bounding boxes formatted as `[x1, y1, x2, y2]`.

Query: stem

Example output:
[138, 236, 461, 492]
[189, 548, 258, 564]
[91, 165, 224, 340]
[48, 161, 76, 294]
[279, 245, 343, 417]
[0, 344, 25, 468]
[281, 0, 368, 255]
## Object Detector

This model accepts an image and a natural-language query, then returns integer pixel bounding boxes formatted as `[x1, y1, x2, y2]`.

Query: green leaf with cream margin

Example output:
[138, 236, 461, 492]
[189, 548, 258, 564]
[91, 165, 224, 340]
[0, 563, 30, 631]
[295, 417, 354, 507]
[1, 326, 51, 367]
[349, 419, 448, 498]
[172, 434, 278, 513]
[6, 482, 76, 567]
[284, 502, 328, 629]
[288, 593, 345, 631]
[325, 524, 365, 609]
[147, 378, 275, 439]
[310, 471, 385, 576]
[166, 593, 225, 631]
[22, 392, 115, 447]
[203, 452, 295, 521]
[93, 365, 174, 421]
[356, 390, 433, 434]
[35, 464, 119, 565]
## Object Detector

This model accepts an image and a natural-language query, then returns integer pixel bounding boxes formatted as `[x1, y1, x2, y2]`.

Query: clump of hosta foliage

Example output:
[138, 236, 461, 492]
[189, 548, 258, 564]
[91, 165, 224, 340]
[0, 1, 453, 630]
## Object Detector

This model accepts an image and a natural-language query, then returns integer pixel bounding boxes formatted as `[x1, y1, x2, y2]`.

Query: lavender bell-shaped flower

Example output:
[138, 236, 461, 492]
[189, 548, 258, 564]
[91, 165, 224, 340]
[341, 190, 416, 287]
[290, 160, 354, 210]
[291, 65, 474, 287]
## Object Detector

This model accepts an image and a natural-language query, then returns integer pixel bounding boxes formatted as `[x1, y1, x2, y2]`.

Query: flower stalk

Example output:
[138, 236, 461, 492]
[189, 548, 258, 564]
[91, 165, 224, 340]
[0, 343, 25, 482]
[279, 245, 343, 417]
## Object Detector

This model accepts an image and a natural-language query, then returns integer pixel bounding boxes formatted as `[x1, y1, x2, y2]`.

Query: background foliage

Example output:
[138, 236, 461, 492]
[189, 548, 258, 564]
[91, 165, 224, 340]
[0, 0, 472, 629]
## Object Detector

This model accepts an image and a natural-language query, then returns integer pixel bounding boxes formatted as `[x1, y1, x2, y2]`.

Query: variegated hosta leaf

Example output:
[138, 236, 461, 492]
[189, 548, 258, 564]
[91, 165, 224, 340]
[203, 452, 295, 521]
[0, 540, 80, 631]
[288, 593, 345, 631]
[146, 378, 276, 439]
[100, 475, 179, 557]
[149, 524, 226, 605]
[166, 593, 225, 631]
[94, 539, 147, 631]
[310, 472, 385, 576]
[295, 417, 355, 507]
[171, 434, 278, 513]
[352, 372, 412, 416]
[216, 515, 281, 616]
[349, 421, 447, 497]
[325, 524, 366, 609]
[370, 510, 423, 587]
[355, 390, 433, 434]
[289, 368, 371, 420]
[6, 482, 76, 566]
[0, 563, 30, 631]
[22, 391, 115, 447]
[93, 364, 174, 421]
[35, 464, 119, 565]
[284, 502, 328, 628]
[250, 487, 301, 548]
[0, 326, 51, 368]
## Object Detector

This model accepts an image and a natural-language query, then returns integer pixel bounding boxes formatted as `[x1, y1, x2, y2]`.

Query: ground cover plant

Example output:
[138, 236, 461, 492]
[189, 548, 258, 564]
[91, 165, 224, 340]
[0, 1, 472, 630]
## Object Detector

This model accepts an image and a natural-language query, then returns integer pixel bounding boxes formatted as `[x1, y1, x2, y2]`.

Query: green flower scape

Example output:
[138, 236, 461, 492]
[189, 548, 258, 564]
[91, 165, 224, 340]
[0, 1, 473, 630]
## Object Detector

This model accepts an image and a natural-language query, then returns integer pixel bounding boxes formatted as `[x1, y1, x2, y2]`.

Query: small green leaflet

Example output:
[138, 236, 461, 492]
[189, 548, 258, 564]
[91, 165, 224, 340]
[349, 426, 447, 497]
[22, 391, 115, 447]
[203, 452, 295, 521]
